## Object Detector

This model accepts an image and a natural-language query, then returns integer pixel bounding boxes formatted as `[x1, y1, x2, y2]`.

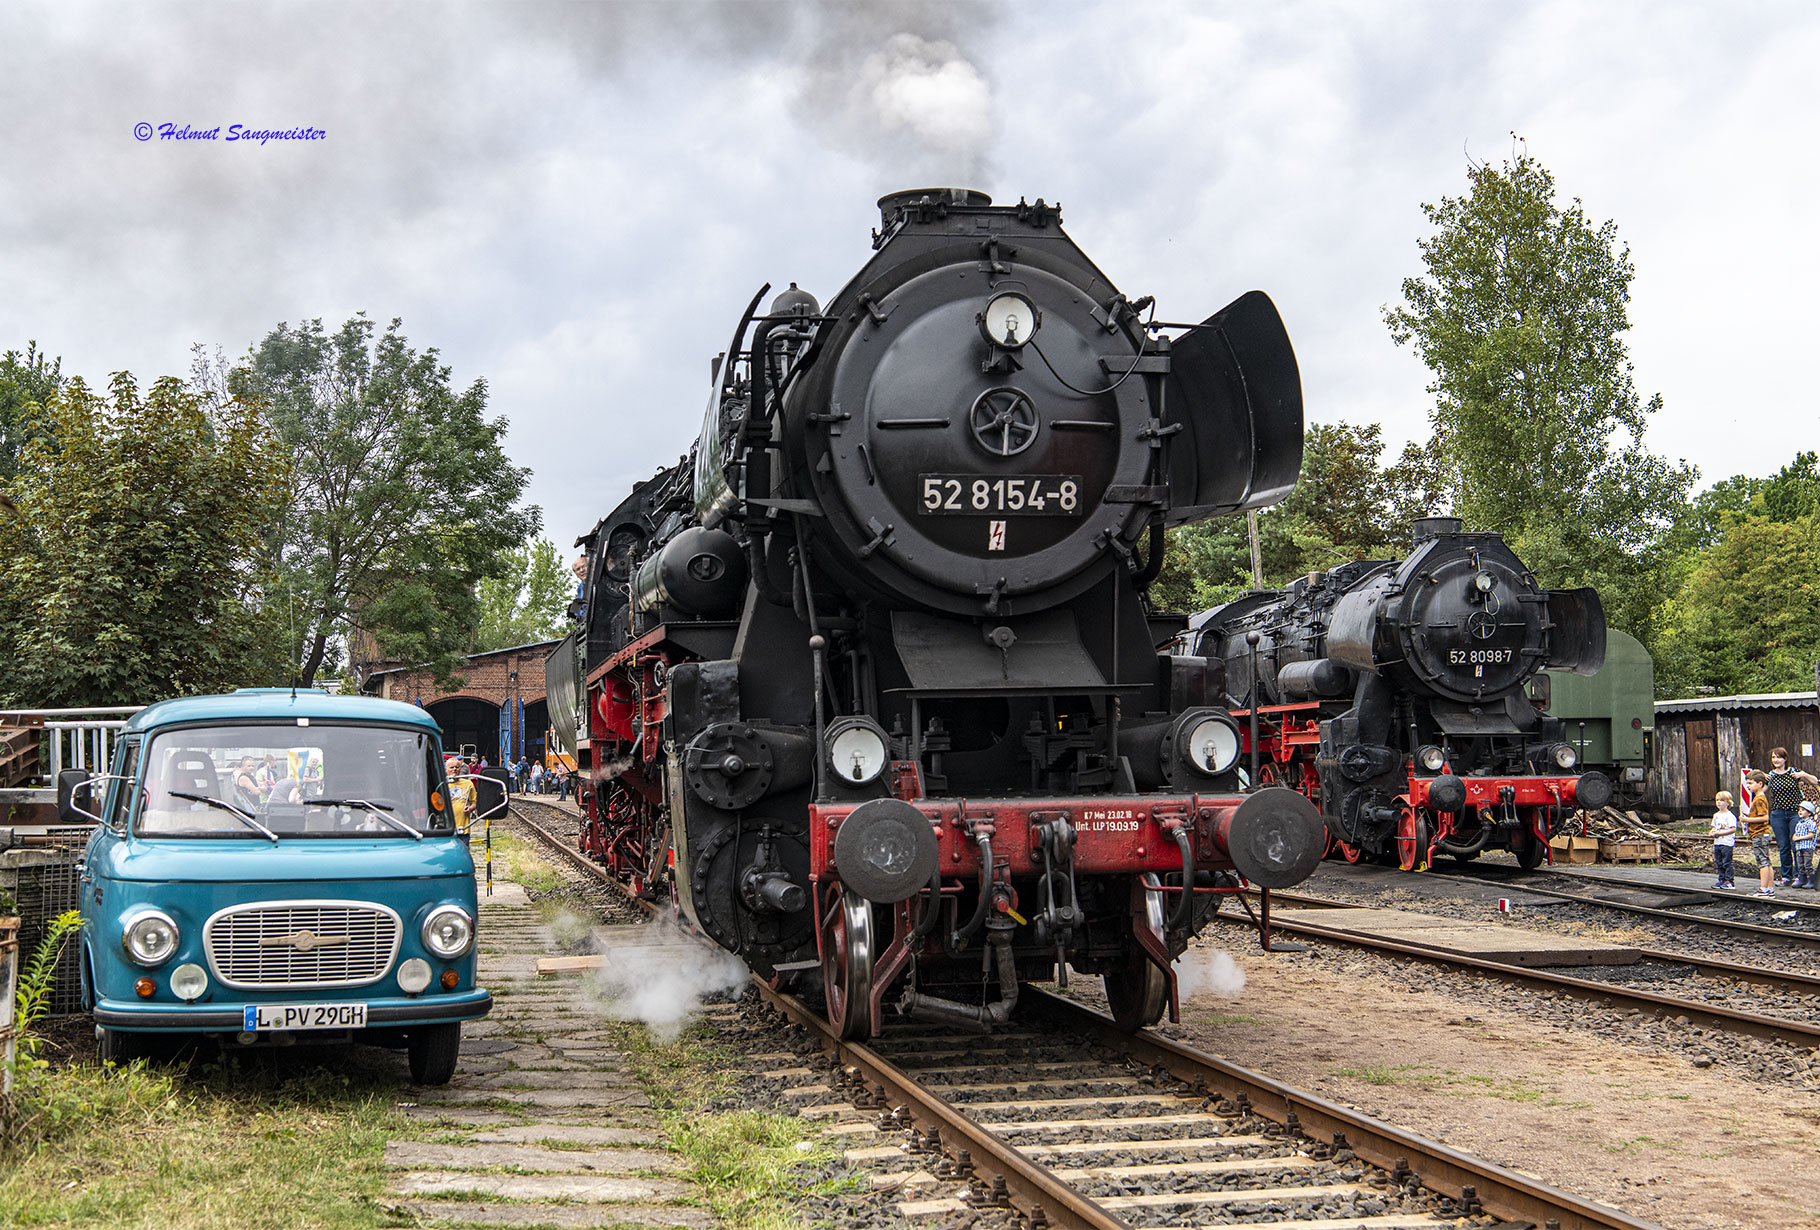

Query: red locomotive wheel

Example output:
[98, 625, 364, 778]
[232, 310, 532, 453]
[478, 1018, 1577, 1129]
[1396, 807, 1432, 872]
[820, 889, 874, 1040]
[1335, 838, 1365, 864]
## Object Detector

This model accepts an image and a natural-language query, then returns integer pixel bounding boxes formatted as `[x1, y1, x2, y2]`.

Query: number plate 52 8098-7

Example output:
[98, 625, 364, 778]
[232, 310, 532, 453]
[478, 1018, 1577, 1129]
[920, 475, 1082, 516]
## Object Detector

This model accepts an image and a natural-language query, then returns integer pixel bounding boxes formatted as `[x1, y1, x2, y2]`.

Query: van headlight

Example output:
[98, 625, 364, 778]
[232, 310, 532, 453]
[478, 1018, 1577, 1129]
[123, 910, 180, 967]
[421, 906, 474, 958]
[170, 963, 209, 1001]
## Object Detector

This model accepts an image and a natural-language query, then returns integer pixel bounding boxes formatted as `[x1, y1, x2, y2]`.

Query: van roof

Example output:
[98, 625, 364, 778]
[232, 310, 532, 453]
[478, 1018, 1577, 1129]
[123, 690, 442, 735]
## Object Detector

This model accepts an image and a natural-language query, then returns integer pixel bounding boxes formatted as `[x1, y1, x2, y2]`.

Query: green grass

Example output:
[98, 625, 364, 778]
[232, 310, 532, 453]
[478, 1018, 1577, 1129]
[1332, 1063, 1581, 1105]
[488, 830, 561, 894]
[0, 1055, 416, 1229]
[666, 1109, 857, 1230]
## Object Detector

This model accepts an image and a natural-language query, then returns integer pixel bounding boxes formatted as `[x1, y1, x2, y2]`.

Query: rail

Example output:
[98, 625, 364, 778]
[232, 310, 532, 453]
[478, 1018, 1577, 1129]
[0, 707, 143, 796]
[512, 799, 1667, 1230]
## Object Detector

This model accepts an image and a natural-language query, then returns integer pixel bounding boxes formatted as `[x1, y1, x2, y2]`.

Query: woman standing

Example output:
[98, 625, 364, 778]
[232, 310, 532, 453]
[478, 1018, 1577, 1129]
[1764, 747, 1819, 888]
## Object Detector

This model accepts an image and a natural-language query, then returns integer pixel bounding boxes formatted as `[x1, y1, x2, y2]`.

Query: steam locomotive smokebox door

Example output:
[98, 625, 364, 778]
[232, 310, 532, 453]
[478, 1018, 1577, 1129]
[1162, 290, 1304, 524]
[1545, 587, 1607, 675]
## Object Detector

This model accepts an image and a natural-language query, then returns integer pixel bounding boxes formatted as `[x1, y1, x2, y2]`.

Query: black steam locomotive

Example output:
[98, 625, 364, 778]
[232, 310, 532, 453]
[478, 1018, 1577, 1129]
[549, 189, 1325, 1038]
[1187, 517, 1613, 870]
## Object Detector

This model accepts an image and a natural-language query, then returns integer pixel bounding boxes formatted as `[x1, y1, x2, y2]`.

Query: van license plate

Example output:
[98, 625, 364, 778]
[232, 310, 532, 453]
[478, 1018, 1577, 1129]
[243, 1002, 367, 1031]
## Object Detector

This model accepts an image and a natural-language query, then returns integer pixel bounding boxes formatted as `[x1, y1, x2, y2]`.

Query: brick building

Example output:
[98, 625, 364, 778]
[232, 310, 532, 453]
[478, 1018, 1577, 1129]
[364, 639, 562, 766]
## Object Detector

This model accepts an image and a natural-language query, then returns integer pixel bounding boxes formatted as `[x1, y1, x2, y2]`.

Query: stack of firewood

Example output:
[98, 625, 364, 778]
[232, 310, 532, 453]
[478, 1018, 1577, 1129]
[1569, 806, 1699, 860]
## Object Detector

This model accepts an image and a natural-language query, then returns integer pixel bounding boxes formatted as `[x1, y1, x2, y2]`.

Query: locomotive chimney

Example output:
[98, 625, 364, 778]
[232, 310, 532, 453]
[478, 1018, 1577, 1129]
[876, 188, 992, 226]
[1411, 516, 1463, 546]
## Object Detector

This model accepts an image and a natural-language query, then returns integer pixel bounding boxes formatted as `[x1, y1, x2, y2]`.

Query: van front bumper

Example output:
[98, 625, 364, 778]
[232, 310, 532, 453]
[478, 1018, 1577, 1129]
[93, 988, 492, 1031]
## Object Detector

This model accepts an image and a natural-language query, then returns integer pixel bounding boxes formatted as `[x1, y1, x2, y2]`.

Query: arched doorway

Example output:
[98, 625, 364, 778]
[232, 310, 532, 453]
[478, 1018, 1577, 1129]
[522, 697, 550, 766]
[425, 696, 501, 765]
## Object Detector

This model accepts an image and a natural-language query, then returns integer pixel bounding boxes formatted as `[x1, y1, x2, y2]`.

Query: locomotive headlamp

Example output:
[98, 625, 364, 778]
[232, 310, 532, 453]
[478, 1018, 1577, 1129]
[1552, 743, 1579, 770]
[1416, 745, 1447, 773]
[1474, 571, 1496, 593]
[421, 905, 474, 959]
[826, 717, 891, 786]
[979, 291, 1040, 348]
[1183, 713, 1242, 776]
[122, 909, 179, 967]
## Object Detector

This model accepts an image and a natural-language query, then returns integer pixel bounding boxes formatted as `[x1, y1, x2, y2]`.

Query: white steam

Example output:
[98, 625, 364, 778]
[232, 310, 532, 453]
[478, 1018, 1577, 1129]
[856, 34, 993, 164]
[1174, 949, 1247, 1000]
[584, 913, 749, 1041]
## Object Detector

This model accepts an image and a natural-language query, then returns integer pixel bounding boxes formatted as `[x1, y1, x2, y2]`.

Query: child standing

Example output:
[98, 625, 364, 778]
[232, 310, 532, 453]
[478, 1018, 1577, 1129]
[1794, 801, 1818, 890]
[1708, 792, 1738, 889]
[1745, 769, 1776, 896]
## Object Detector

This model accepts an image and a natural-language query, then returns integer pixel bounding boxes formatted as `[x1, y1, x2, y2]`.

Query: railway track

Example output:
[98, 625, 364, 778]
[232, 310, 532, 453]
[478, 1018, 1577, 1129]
[1217, 899, 1820, 1048]
[511, 799, 1667, 1230]
[1312, 869, 1820, 948]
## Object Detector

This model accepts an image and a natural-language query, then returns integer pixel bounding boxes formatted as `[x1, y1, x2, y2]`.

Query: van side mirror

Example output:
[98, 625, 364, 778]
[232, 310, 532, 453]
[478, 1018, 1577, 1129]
[58, 769, 96, 824]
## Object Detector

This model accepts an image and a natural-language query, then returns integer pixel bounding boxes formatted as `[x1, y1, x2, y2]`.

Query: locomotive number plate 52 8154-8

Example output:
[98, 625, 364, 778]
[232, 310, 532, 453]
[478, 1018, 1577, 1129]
[920, 475, 1082, 516]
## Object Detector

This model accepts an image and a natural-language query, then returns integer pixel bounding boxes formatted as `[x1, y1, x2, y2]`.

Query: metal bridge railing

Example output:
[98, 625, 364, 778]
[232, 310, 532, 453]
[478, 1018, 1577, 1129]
[0, 708, 143, 795]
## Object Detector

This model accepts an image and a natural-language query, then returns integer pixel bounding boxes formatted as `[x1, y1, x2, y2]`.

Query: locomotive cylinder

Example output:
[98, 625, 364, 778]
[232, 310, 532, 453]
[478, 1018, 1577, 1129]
[632, 526, 748, 616]
[1275, 658, 1353, 698]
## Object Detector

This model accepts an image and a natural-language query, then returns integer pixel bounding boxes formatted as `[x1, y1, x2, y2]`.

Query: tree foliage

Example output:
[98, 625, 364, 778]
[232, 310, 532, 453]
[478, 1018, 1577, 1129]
[0, 374, 286, 706]
[228, 316, 538, 688]
[0, 342, 62, 485]
[1655, 454, 1820, 697]
[474, 536, 573, 651]
[1384, 145, 1693, 645]
[1151, 422, 1452, 614]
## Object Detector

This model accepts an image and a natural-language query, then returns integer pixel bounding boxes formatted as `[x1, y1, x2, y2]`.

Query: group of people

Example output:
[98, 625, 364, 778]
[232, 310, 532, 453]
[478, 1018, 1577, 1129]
[500, 756, 573, 800]
[1708, 746, 1820, 895]
[229, 753, 317, 809]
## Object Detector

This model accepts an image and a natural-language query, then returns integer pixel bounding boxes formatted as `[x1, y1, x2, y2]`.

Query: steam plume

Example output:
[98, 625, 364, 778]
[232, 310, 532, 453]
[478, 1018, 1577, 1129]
[1174, 949, 1247, 1000]
[584, 912, 749, 1041]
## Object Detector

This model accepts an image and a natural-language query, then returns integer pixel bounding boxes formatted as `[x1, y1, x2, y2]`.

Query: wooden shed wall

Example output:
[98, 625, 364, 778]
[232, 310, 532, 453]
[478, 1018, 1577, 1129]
[1650, 704, 1820, 818]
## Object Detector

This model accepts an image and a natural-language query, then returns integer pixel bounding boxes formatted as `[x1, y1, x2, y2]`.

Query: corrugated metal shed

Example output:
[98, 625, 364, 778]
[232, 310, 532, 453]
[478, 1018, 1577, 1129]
[1656, 692, 1818, 714]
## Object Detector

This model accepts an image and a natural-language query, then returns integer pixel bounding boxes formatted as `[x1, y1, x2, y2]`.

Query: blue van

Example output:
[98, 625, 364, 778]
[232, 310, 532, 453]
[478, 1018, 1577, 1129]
[66, 690, 493, 1084]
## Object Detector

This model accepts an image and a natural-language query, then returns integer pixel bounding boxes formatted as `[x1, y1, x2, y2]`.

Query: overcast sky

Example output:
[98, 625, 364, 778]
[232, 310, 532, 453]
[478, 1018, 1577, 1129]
[4, 0, 1816, 547]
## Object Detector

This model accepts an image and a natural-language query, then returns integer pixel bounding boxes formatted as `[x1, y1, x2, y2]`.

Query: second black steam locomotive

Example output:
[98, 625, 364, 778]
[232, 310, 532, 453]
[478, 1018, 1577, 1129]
[1187, 517, 1613, 870]
[549, 188, 1327, 1038]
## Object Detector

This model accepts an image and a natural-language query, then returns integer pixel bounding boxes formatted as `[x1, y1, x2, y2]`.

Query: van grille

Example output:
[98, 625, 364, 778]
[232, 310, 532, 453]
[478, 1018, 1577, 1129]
[204, 902, 401, 989]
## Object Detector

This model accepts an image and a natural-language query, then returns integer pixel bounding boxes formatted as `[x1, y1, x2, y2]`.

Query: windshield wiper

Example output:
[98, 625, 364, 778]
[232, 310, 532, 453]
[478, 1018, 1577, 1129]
[166, 790, 280, 843]
[307, 798, 423, 841]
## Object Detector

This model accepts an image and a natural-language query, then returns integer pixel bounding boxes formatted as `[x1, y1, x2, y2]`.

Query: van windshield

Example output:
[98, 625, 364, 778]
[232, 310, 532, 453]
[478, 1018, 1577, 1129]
[136, 723, 447, 837]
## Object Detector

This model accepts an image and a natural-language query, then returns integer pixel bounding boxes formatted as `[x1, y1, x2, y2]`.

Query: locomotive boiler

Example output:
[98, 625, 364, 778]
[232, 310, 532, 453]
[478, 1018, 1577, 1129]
[1188, 517, 1613, 870]
[552, 188, 1325, 1038]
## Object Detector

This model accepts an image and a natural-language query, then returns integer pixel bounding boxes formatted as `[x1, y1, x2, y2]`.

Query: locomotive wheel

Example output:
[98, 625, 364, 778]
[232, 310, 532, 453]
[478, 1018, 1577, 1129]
[820, 889, 874, 1040]
[1104, 876, 1168, 1032]
[1396, 808, 1432, 872]
[1514, 813, 1548, 870]
[1335, 838, 1365, 864]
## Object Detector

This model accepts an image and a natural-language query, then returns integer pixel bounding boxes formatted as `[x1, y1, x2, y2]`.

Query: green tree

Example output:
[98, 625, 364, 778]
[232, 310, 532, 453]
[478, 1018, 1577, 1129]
[1384, 144, 1694, 645]
[1151, 421, 1449, 613]
[0, 374, 287, 706]
[229, 316, 538, 688]
[474, 536, 573, 651]
[1653, 509, 1820, 697]
[0, 342, 62, 484]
